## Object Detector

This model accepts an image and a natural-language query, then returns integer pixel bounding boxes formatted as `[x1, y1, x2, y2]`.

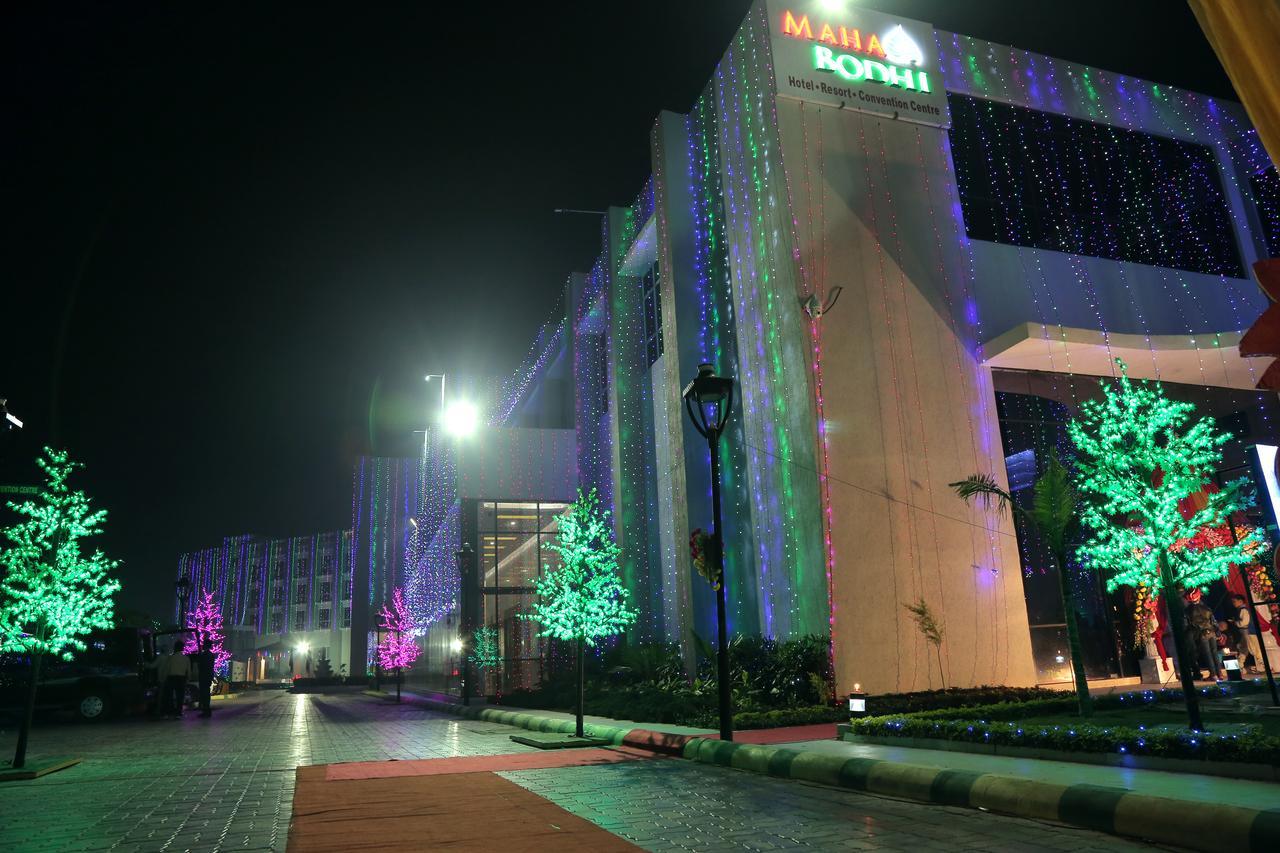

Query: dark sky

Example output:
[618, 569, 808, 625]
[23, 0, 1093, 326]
[1, 1, 1235, 621]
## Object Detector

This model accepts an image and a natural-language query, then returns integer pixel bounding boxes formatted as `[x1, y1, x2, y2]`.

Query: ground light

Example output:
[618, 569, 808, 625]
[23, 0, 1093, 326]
[683, 363, 735, 742]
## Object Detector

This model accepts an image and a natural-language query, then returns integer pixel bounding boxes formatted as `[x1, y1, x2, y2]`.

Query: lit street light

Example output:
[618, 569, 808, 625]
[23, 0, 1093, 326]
[683, 362, 735, 742]
[443, 400, 479, 437]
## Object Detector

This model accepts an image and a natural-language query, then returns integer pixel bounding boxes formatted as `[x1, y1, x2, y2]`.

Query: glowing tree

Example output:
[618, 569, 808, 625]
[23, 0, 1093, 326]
[468, 626, 502, 696]
[1069, 365, 1260, 731]
[525, 488, 636, 737]
[0, 448, 121, 769]
[182, 589, 231, 676]
[376, 586, 419, 702]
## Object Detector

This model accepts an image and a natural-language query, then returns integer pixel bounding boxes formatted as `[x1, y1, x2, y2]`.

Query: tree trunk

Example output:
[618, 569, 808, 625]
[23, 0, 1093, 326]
[1159, 553, 1205, 731]
[396, 667, 402, 703]
[13, 649, 43, 769]
[575, 636, 585, 738]
[1054, 548, 1094, 717]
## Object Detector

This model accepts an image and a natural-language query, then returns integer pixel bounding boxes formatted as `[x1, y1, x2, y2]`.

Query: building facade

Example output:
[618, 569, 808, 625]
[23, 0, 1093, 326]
[179, 0, 1280, 696]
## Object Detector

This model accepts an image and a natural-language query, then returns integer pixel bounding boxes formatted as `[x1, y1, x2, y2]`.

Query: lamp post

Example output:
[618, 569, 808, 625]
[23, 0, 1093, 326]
[683, 363, 735, 742]
[456, 542, 477, 705]
[175, 576, 192, 630]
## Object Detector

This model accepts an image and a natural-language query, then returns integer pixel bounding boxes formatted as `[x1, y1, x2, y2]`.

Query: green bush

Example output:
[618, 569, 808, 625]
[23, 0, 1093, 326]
[848, 714, 1280, 764]
[847, 682, 1280, 764]
[733, 705, 847, 729]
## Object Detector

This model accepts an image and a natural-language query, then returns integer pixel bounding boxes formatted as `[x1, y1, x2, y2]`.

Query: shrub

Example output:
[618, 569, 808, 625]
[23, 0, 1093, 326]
[848, 714, 1280, 764]
[847, 681, 1280, 764]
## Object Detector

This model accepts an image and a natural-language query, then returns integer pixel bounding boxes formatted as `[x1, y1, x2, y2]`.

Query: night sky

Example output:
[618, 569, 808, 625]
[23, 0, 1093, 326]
[1, 2, 1235, 622]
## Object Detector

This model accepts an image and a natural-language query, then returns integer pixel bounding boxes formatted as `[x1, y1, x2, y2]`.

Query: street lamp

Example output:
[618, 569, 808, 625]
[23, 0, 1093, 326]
[175, 576, 192, 630]
[682, 362, 735, 742]
[455, 542, 477, 705]
[443, 401, 479, 437]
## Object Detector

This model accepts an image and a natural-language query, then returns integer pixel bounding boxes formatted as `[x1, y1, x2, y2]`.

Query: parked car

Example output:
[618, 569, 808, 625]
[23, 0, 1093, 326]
[0, 627, 161, 722]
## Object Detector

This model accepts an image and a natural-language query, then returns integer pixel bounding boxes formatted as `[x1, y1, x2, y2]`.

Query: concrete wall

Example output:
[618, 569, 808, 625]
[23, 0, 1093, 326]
[774, 97, 1037, 694]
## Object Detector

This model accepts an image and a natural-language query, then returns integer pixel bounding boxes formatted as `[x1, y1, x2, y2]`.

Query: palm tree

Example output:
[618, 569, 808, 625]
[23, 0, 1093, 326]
[950, 451, 1093, 716]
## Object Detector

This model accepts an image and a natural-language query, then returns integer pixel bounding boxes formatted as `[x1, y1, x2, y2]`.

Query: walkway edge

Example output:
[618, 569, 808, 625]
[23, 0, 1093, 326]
[402, 694, 1279, 853]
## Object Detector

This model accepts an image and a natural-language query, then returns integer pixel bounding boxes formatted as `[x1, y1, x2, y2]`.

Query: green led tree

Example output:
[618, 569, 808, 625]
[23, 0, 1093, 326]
[468, 626, 501, 696]
[951, 451, 1093, 716]
[524, 488, 636, 737]
[1, 448, 121, 769]
[1068, 365, 1260, 731]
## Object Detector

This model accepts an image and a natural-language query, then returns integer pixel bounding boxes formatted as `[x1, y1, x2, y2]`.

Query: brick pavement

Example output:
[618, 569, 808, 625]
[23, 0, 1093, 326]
[0, 690, 1172, 852]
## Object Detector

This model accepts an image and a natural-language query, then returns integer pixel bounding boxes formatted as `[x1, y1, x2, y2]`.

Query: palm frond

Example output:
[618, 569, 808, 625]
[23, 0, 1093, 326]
[949, 474, 1014, 514]
[1030, 452, 1077, 553]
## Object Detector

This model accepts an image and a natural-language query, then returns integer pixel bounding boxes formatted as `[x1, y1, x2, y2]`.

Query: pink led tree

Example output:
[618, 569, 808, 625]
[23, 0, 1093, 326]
[377, 586, 419, 702]
[183, 589, 231, 676]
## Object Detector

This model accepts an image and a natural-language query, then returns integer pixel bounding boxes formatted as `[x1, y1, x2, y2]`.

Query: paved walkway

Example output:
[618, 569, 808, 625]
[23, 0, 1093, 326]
[0, 690, 1169, 852]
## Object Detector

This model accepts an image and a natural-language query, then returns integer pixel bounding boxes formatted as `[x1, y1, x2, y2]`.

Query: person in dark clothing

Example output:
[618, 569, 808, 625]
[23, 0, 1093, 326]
[1184, 589, 1225, 680]
[195, 648, 215, 718]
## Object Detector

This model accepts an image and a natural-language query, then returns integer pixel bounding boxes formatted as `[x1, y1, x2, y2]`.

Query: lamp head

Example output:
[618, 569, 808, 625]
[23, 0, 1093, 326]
[683, 363, 732, 405]
[443, 400, 479, 437]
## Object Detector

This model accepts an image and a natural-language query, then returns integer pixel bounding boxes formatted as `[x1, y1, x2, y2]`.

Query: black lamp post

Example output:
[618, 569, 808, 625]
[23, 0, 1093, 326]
[683, 362, 735, 742]
[175, 576, 192, 630]
[456, 542, 477, 705]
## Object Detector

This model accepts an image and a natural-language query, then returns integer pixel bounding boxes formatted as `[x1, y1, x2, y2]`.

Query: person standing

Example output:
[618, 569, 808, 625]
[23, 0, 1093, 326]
[1185, 589, 1225, 680]
[1226, 594, 1264, 674]
[161, 640, 194, 719]
[195, 646, 215, 718]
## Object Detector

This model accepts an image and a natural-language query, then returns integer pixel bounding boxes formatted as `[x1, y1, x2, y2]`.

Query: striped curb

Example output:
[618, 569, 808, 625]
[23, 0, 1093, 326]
[680, 737, 1278, 853]
[386, 694, 1280, 853]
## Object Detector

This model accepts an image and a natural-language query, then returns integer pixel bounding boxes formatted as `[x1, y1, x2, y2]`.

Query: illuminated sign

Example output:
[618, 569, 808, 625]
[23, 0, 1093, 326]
[766, 1, 950, 128]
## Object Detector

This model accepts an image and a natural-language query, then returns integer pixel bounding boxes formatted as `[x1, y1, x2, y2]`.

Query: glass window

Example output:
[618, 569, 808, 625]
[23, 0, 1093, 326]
[539, 503, 567, 532]
[270, 613, 283, 633]
[478, 502, 497, 531]
[479, 534, 499, 588]
[293, 611, 305, 632]
[495, 502, 539, 532]
[319, 581, 332, 601]
[948, 94, 1244, 277]
[499, 532, 538, 588]
[1252, 166, 1280, 258]
[271, 588, 284, 605]
[495, 593, 538, 656]
[641, 260, 663, 366]
[341, 606, 351, 628]
[318, 609, 331, 630]
[295, 583, 308, 602]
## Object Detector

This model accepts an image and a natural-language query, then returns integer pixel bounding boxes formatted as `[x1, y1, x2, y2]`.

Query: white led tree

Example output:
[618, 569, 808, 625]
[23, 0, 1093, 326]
[1068, 365, 1260, 731]
[525, 488, 636, 737]
[0, 448, 121, 768]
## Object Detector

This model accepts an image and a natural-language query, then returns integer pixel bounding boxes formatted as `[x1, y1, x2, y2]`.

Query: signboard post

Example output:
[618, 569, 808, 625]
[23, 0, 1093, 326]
[765, 0, 950, 128]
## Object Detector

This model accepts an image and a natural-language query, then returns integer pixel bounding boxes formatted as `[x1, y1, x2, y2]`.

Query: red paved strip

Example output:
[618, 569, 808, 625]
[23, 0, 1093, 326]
[324, 745, 658, 781]
[290, 768, 639, 852]
[731, 723, 837, 745]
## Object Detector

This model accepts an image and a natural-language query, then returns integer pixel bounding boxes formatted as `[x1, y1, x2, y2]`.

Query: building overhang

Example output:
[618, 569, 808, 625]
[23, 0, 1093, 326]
[983, 322, 1270, 391]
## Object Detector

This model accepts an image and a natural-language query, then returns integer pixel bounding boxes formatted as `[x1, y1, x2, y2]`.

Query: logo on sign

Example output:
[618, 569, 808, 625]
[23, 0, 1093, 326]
[781, 10, 933, 94]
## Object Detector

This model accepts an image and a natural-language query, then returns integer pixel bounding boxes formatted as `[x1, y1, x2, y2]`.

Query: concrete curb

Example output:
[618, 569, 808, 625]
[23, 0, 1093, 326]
[392, 694, 1280, 853]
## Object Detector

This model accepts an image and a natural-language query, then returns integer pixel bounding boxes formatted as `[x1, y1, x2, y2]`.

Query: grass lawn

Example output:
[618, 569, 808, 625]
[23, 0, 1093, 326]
[1015, 705, 1280, 737]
